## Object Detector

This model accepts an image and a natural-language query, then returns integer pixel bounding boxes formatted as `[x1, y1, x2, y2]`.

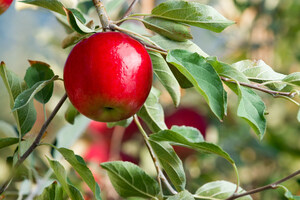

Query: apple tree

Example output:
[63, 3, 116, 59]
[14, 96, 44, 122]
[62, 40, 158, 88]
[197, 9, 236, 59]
[0, 0, 300, 199]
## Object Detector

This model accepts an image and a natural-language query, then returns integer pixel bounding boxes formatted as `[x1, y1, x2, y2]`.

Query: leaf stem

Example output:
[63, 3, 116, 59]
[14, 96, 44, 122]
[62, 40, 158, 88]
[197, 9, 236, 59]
[0, 93, 68, 195]
[221, 77, 298, 98]
[117, 0, 140, 26]
[133, 115, 177, 196]
[225, 169, 300, 200]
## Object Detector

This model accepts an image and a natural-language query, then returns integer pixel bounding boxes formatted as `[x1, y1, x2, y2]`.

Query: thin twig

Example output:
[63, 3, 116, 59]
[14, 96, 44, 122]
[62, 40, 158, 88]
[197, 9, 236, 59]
[0, 93, 68, 195]
[133, 115, 177, 196]
[226, 169, 300, 200]
[221, 77, 298, 98]
[117, 0, 139, 26]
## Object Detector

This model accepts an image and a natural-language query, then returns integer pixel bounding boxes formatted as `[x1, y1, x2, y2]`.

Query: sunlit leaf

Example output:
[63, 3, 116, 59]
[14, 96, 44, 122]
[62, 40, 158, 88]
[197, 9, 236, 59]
[151, 1, 234, 32]
[101, 161, 160, 199]
[21, 0, 65, 15]
[36, 181, 63, 200]
[167, 190, 194, 200]
[195, 180, 252, 200]
[282, 72, 300, 87]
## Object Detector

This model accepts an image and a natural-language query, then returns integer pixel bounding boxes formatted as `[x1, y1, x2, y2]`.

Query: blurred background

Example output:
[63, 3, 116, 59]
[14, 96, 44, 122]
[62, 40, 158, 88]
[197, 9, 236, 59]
[0, 0, 300, 199]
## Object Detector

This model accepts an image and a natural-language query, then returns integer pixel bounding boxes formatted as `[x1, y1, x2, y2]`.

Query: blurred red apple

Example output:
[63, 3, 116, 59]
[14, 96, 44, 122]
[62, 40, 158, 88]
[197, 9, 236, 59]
[0, 0, 13, 15]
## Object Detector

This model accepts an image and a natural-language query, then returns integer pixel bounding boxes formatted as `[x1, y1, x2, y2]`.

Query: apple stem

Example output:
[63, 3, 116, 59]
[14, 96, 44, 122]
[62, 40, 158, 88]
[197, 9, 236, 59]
[92, 0, 111, 31]
[133, 115, 178, 196]
[0, 93, 68, 195]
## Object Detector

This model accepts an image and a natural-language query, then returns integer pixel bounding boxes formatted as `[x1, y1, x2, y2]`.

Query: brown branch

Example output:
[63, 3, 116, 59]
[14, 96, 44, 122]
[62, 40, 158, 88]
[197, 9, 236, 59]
[221, 77, 297, 98]
[226, 169, 300, 200]
[117, 0, 139, 26]
[0, 93, 68, 195]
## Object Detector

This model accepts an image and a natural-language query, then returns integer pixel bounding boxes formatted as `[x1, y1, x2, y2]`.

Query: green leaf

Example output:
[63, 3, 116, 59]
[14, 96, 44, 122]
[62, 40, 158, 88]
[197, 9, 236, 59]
[282, 72, 300, 87]
[195, 180, 252, 200]
[107, 117, 133, 128]
[68, 8, 86, 24]
[0, 62, 36, 137]
[150, 129, 234, 164]
[151, 35, 208, 88]
[36, 181, 63, 200]
[64, 102, 80, 124]
[21, 0, 65, 15]
[63, 7, 94, 34]
[101, 161, 160, 199]
[167, 190, 195, 200]
[151, 1, 234, 33]
[13, 76, 59, 111]
[47, 157, 84, 200]
[57, 148, 102, 200]
[0, 137, 19, 150]
[207, 58, 267, 139]
[149, 51, 181, 107]
[137, 87, 167, 132]
[284, 191, 300, 200]
[24, 60, 56, 104]
[166, 49, 226, 120]
[143, 17, 192, 42]
[149, 140, 186, 191]
[171, 125, 204, 142]
[232, 59, 286, 90]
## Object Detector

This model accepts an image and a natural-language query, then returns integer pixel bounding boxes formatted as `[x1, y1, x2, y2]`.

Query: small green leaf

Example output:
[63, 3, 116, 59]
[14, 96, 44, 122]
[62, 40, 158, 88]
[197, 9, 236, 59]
[149, 51, 181, 107]
[282, 72, 300, 87]
[167, 190, 195, 200]
[57, 148, 102, 200]
[13, 76, 59, 111]
[143, 17, 192, 42]
[151, 1, 234, 32]
[101, 161, 160, 199]
[21, 0, 65, 15]
[137, 87, 167, 132]
[64, 102, 80, 124]
[68, 8, 86, 24]
[195, 180, 252, 200]
[107, 117, 133, 128]
[47, 157, 84, 200]
[63, 7, 94, 34]
[36, 181, 63, 200]
[0, 137, 19, 150]
[150, 129, 234, 164]
[166, 49, 227, 120]
[171, 125, 204, 142]
[0, 62, 36, 137]
[24, 60, 56, 104]
[232, 59, 286, 90]
[149, 140, 186, 191]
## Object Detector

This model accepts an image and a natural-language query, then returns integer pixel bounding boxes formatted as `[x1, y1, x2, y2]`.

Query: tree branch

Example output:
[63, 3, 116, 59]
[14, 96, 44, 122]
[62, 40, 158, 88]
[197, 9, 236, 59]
[117, 0, 139, 26]
[226, 169, 300, 200]
[133, 115, 177, 196]
[0, 93, 68, 195]
[92, 0, 111, 31]
[221, 77, 297, 98]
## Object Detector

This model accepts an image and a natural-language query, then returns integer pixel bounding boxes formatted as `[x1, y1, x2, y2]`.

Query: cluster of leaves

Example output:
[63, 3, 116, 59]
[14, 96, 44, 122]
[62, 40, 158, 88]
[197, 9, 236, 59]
[0, 0, 300, 200]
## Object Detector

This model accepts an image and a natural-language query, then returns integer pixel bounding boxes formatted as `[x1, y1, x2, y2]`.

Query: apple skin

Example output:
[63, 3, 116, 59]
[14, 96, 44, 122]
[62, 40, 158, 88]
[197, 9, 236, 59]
[0, 0, 13, 15]
[64, 32, 153, 122]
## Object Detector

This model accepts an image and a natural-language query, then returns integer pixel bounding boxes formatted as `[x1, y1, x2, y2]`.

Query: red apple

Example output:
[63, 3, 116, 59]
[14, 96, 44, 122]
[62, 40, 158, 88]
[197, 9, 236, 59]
[64, 32, 153, 122]
[0, 0, 13, 15]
